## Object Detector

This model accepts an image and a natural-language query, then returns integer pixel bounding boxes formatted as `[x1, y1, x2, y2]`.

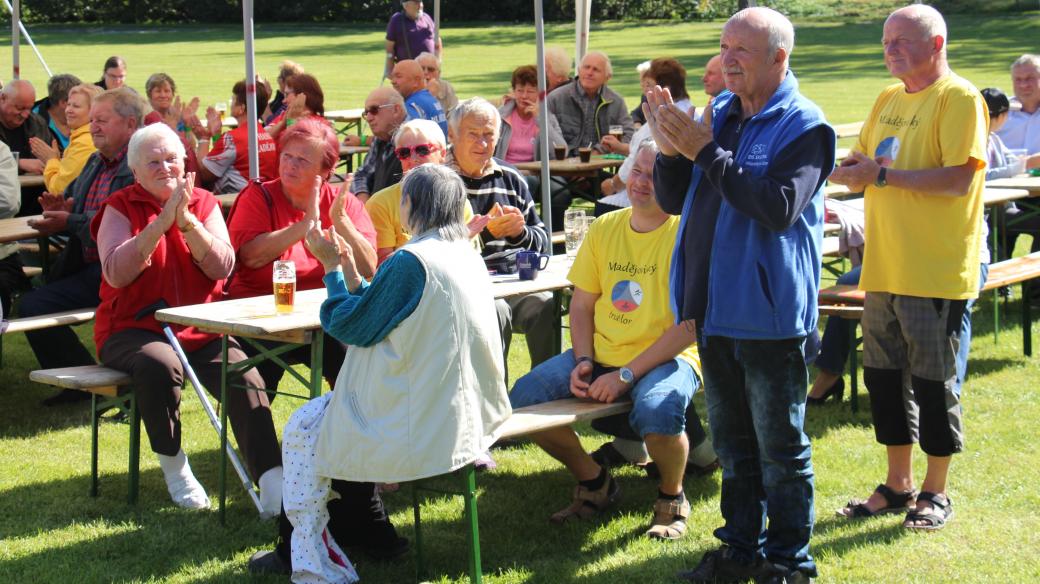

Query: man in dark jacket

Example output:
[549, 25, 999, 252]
[22, 87, 145, 405]
[547, 51, 634, 157]
[0, 80, 55, 215]
[350, 86, 406, 202]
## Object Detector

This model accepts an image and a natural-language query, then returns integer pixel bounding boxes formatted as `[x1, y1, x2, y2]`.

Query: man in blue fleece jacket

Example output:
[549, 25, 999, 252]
[646, 7, 834, 584]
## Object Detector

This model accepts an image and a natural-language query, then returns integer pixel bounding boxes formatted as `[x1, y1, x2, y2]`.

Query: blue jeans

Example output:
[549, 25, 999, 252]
[510, 349, 698, 437]
[955, 262, 988, 398]
[699, 335, 816, 577]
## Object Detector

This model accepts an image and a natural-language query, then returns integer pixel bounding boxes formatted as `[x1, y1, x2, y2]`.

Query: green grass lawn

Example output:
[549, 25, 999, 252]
[2, 14, 1040, 583]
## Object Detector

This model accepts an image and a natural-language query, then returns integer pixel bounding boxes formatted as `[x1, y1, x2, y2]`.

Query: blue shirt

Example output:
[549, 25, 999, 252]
[404, 89, 448, 137]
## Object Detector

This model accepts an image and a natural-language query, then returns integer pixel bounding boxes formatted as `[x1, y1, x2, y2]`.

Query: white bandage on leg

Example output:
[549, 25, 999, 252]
[258, 466, 284, 520]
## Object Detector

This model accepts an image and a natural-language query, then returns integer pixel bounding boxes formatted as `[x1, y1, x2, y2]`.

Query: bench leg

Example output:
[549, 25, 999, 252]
[461, 464, 483, 584]
[1024, 281, 1033, 357]
[220, 335, 229, 525]
[91, 393, 99, 497]
[127, 393, 140, 504]
[412, 482, 426, 581]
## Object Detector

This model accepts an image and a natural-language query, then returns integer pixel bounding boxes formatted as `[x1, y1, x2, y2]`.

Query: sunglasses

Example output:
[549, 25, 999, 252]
[364, 103, 395, 117]
[395, 143, 439, 160]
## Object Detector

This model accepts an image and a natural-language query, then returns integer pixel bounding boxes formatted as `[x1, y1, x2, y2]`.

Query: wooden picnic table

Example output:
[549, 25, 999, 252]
[986, 175, 1040, 195]
[338, 144, 369, 174]
[515, 156, 622, 205]
[19, 174, 45, 189]
[0, 214, 53, 278]
[156, 252, 573, 520]
[833, 121, 863, 139]
[325, 109, 365, 137]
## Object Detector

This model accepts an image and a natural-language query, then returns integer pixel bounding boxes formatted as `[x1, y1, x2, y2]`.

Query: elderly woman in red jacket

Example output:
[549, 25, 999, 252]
[91, 122, 282, 514]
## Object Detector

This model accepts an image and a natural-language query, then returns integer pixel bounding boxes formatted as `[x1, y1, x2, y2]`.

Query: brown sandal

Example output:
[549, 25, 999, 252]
[549, 473, 620, 523]
[645, 494, 690, 540]
[837, 483, 917, 518]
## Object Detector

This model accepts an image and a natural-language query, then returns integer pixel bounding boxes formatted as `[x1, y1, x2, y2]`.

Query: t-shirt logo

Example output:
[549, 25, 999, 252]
[875, 136, 900, 167]
[611, 280, 644, 313]
[745, 143, 769, 167]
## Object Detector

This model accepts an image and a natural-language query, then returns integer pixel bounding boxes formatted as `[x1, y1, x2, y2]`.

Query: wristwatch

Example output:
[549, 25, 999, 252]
[874, 166, 888, 188]
[575, 355, 593, 367]
[618, 366, 635, 386]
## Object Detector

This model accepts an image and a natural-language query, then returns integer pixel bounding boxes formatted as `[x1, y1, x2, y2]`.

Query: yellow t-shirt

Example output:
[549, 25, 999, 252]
[855, 74, 988, 300]
[365, 182, 475, 250]
[567, 208, 700, 373]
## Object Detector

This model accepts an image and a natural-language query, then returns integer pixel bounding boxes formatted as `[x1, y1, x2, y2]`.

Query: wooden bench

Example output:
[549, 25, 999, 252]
[412, 398, 632, 583]
[817, 251, 1040, 411]
[0, 308, 96, 366]
[28, 365, 140, 503]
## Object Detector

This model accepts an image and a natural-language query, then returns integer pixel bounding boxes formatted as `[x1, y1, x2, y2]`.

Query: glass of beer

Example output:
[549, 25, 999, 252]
[609, 124, 623, 141]
[564, 209, 587, 258]
[273, 260, 296, 314]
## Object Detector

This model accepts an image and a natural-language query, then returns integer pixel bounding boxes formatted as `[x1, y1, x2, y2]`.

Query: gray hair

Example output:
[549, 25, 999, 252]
[393, 118, 446, 147]
[728, 7, 795, 60]
[582, 51, 613, 78]
[544, 46, 571, 77]
[47, 74, 82, 103]
[400, 163, 468, 241]
[448, 97, 500, 141]
[636, 60, 652, 77]
[2, 79, 33, 98]
[416, 51, 441, 68]
[94, 87, 147, 129]
[127, 122, 186, 171]
[1012, 54, 1040, 72]
[888, 4, 948, 45]
[633, 137, 659, 159]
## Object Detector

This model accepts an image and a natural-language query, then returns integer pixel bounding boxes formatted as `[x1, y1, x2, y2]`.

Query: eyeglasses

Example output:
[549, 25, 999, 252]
[395, 143, 439, 160]
[364, 103, 395, 117]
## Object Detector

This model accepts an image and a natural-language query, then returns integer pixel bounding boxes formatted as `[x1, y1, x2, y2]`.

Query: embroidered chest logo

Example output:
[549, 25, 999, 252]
[611, 280, 644, 313]
[745, 143, 769, 166]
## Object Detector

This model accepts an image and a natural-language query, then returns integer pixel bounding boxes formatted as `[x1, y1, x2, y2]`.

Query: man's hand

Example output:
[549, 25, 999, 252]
[828, 151, 879, 192]
[28, 210, 70, 235]
[342, 135, 362, 147]
[38, 192, 71, 212]
[649, 96, 713, 161]
[642, 85, 680, 157]
[569, 359, 594, 398]
[599, 134, 623, 154]
[205, 106, 222, 139]
[19, 158, 45, 174]
[486, 204, 525, 239]
[586, 370, 630, 403]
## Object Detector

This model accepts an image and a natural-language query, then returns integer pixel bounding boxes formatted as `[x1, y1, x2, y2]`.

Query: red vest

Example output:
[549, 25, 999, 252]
[91, 184, 224, 353]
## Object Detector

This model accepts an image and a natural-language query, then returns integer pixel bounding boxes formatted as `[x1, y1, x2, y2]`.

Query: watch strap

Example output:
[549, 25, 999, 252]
[875, 166, 887, 187]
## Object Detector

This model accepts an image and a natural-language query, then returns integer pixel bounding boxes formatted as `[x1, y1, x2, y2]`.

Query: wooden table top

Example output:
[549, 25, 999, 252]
[156, 254, 575, 341]
[514, 156, 622, 176]
[0, 215, 42, 244]
[828, 187, 1029, 207]
[986, 175, 1040, 195]
[19, 174, 45, 188]
[326, 109, 364, 123]
[340, 145, 369, 157]
[833, 121, 863, 139]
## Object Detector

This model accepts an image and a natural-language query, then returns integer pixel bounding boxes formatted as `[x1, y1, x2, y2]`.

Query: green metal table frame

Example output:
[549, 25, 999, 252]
[89, 390, 141, 504]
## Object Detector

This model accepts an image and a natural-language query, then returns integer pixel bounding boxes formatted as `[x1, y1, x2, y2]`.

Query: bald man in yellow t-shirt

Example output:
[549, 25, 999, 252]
[829, 5, 987, 532]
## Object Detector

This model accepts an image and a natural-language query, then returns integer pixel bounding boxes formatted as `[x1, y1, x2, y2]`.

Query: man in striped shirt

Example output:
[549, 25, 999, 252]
[447, 97, 554, 368]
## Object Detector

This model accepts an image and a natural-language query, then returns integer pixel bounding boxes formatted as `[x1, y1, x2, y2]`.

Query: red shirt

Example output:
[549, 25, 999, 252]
[203, 125, 279, 193]
[91, 184, 223, 352]
[226, 178, 376, 299]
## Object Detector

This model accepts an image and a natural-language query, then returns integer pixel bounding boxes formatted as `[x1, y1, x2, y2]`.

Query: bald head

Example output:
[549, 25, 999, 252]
[0, 79, 36, 129]
[882, 5, 948, 88]
[364, 86, 407, 140]
[703, 55, 725, 97]
[725, 7, 795, 66]
[887, 4, 947, 47]
[391, 60, 425, 98]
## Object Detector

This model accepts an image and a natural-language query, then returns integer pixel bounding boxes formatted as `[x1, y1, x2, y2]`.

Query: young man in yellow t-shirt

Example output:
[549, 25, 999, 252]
[509, 141, 705, 540]
[829, 5, 988, 532]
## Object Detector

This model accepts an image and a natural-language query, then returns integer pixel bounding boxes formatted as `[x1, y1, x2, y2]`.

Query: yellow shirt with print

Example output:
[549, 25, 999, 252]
[365, 182, 474, 251]
[855, 73, 988, 300]
[567, 208, 700, 373]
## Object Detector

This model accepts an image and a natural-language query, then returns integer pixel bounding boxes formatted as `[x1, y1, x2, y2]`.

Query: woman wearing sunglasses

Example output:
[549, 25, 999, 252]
[364, 119, 482, 265]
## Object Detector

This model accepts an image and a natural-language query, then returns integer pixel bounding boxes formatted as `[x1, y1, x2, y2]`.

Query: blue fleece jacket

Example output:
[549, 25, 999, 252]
[667, 72, 835, 339]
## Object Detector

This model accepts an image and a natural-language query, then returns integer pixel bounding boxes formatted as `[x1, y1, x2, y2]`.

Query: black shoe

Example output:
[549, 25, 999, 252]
[805, 377, 844, 406]
[756, 564, 814, 584]
[248, 549, 291, 576]
[42, 389, 91, 407]
[590, 442, 635, 469]
[677, 545, 773, 583]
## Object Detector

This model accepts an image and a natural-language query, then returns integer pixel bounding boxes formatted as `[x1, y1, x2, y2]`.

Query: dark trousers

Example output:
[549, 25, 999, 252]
[275, 480, 398, 561]
[19, 262, 101, 369]
[0, 252, 30, 318]
[100, 329, 282, 482]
